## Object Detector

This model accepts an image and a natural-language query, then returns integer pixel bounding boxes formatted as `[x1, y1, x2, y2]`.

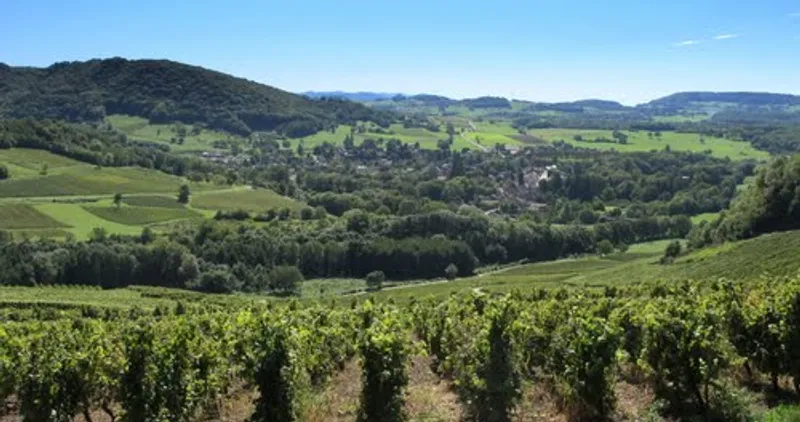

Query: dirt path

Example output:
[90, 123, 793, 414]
[406, 354, 463, 421]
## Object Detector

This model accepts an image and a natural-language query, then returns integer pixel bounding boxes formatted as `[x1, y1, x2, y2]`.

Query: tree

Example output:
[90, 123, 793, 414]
[366, 271, 385, 291]
[597, 239, 615, 256]
[269, 265, 303, 296]
[113, 193, 123, 210]
[661, 240, 682, 264]
[177, 184, 191, 205]
[445, 263, 458, 280]
[0, 164, 9, 180]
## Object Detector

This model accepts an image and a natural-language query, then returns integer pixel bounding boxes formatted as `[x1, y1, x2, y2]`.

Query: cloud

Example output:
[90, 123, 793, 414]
[673, 40, 701, 47]
[789, 12, 800, 18]
[713, 34, 739, 40]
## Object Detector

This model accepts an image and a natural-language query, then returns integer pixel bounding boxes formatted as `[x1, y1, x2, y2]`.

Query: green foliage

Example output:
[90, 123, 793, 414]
[358, 304, 410, 422]
[0, 58, 392, 137]
[693, 155, 800, 246]
[269, 265, 303, 295]
[365, 271, 385, 290]
[597, 239, 615, 255]
[445, 263, 458, 280]
[641, 296, 735, 416]
[549, 312, 621, 420]
[177, 184, 191, 205]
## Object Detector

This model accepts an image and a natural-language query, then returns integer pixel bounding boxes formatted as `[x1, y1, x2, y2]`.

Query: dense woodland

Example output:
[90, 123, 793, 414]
[0, 59, 392, 137]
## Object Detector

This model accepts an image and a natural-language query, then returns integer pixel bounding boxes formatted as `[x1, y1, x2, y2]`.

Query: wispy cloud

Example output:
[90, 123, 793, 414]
[673, 40, 701, 47]
[789, 12, 800, 18]
[712, 33, 739, 40]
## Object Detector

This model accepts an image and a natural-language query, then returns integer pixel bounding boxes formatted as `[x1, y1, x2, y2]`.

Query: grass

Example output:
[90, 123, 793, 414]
[526, 128, 769, 160]
[35, 203, 144, 239]
[0, 165, 211, 198]
[368, 231, 800, 300]
[0, 204, 69, 229]
[463, 121, 523, 148]
[652, 114, 710, 123]
[106, 115, 243, 153]
[692, 212, 720, 224]
[83, 205, 202, 225]
[122, 195, 186, 209]
[192, 188, 303, 212]
[0, 285, 182, 310]
[761, 405, 800, 421]
[296, 124, 482, 150]
[300, 278, 369, 298]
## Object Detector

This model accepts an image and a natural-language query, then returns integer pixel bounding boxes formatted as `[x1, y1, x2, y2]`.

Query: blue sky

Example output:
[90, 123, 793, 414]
[1, 0, 798, 104]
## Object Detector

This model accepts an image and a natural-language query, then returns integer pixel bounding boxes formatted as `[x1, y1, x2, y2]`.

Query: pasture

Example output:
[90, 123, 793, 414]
[122, 195, 186, 209]
[525, 128, 769, 160]
[83, 205, 202, 225]
[192, 188, 304, 212]
[0, 204, 68, 230]
[106, 114, 243, 153]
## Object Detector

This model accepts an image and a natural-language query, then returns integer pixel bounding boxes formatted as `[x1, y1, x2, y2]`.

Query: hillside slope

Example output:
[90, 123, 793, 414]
[639, 91, 800, 115]
[0, 58, 392, 137]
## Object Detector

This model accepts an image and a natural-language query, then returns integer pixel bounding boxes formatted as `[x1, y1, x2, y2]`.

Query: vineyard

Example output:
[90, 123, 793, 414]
[2, 278, 800, 421]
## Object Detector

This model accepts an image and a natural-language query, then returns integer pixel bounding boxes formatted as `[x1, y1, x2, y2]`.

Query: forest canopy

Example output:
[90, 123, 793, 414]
[0, 58, 393, 137]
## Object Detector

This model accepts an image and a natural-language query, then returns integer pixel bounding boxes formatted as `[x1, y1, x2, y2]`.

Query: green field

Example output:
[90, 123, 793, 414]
[526, 128, 769, 160]
[296, 123, 484, 150]
[0, 149, 214, 198]
[106, 115, 243, 153]
[370, 231, 800, 300]
[691, 212, 720, 224]
[122, 195, 187, 209]
[83, 205, 202, 225]
[192, 188, 303, 212]
[0, 204, 69, 229]
[34, 203, 144, 238]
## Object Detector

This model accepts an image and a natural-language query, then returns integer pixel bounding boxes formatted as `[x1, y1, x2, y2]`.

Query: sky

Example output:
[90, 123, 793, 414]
[1, 0, 799, 105]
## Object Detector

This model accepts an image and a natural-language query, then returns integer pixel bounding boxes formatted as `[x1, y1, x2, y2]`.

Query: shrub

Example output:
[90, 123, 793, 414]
[269, 265, 303, 296]
[358, 308, 409, 422]
[445, 263, 458, 280]
[366, 271, 385, 291]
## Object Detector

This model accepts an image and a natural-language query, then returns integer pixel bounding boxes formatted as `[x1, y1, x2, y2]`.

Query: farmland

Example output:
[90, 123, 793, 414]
[83, 204, 202, 225]
[296, 122, 521, 150]
[0, 148, 300, 239]
[0, 204, 68, 230]
[106, 114, 244, 153]
[525, 128, 769, 160]
[192, 188, 304, 212]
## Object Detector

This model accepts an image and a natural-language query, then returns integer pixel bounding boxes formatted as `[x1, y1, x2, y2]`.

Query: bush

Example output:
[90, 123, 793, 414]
[366, 271, 385, 291]
[549, 315, 620, 420]
[213, 209, 251, 221]
[642, 300, 734, 417]
[445, 263, 458, 281]
[358, 307, 409, 422]
[269, 266, 303, 296]
[597, 239, 615, 255]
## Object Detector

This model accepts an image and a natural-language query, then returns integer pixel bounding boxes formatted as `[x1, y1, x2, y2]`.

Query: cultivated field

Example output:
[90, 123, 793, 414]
[106, 114, 243, 153]
[192, 188, 304, 212]
[526, 128, 769, 160]
[0, 149, 300, 239]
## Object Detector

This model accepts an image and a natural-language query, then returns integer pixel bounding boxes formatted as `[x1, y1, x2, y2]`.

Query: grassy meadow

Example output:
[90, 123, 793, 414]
[106, 114, 243, 153]
[0, 148, 300, 239]
[526, 128, 769, 160]
[192, 188, 304, 212]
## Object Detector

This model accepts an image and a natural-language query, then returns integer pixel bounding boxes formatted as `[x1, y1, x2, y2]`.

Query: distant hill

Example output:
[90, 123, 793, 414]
[639, 91, 800, 114]
[302, 91, 402, 101]
[0, 58, 392, 137]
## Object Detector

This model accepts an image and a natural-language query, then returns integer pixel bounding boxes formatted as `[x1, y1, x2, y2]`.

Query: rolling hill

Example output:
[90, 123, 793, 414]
[0, 58, 392, 137]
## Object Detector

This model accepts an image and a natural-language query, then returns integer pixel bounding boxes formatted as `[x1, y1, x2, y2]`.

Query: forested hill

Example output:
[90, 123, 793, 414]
[639, 92, 800, 113]
[0, 58, 392, 137]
